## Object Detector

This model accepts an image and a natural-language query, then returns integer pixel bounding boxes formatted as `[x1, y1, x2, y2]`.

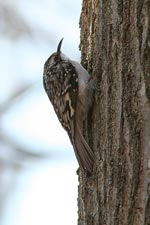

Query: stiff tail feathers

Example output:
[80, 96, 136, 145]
[73, 123, 94, 174]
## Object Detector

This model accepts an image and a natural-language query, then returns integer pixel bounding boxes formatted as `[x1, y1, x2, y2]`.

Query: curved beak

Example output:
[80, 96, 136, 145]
[57, 38, 63, 53]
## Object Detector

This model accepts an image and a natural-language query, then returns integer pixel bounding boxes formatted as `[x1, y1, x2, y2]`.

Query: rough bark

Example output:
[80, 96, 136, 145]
[78, 0, 150, 225]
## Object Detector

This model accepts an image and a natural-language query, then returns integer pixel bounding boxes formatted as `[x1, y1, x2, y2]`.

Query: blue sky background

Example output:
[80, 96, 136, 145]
[0, 0, 82, 224]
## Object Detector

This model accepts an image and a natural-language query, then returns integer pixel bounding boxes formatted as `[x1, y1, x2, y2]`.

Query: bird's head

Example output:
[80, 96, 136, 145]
[44, 38, 69, 71]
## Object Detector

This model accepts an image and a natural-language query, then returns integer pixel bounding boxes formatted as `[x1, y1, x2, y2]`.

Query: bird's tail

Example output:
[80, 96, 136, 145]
[73, 122, 94, 174]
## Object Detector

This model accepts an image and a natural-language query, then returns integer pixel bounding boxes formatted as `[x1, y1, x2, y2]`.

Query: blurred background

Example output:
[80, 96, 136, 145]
[0, 0, 82, 224]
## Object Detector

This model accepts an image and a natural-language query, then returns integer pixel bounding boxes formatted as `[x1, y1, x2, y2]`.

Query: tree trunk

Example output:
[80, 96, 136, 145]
[78, 0, 150, 225]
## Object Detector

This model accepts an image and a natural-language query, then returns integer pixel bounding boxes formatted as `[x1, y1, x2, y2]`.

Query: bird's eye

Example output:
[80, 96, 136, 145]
[54, 55, 61, 62]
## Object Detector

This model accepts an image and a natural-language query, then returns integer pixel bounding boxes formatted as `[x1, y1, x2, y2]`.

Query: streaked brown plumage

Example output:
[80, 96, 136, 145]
[43, 39, 95, 174]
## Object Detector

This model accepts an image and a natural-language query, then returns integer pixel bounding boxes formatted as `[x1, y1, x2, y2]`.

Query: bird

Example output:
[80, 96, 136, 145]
[43, 38, 95, 174]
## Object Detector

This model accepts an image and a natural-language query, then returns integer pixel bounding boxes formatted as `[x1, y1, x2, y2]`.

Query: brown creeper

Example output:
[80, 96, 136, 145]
[43, 39, 95, 174]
